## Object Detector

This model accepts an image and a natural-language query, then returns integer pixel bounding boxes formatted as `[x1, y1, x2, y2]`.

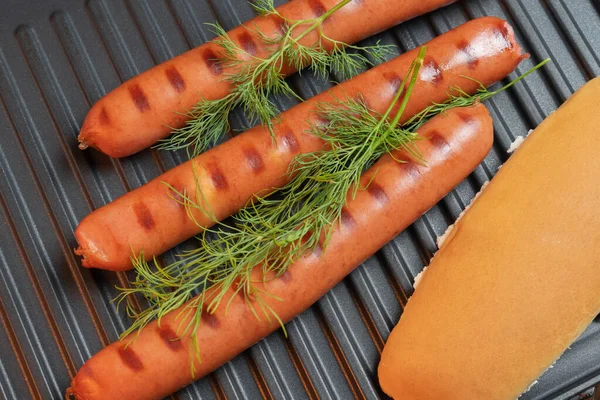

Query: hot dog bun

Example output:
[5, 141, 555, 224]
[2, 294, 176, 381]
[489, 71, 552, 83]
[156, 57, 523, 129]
[378, 77, 600, 399]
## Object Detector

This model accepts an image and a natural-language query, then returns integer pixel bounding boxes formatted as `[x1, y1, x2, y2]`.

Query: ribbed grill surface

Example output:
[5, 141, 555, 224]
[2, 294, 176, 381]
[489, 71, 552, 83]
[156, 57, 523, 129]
[0, 1, 599, 399]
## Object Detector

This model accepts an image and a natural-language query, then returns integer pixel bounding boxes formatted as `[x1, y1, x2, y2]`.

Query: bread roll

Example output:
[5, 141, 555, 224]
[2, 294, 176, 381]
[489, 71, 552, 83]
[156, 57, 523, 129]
[378, 77, 600, 400]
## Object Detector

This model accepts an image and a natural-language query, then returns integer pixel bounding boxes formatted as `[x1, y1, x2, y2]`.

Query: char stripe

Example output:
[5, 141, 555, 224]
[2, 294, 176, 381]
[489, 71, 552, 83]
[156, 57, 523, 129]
[307, 0, 326, 17]
[280, 129, 300, 153]
[133, 202, 155, 231]
[207, 163, 229, 190]
[117, 347, 144, 371]
[158, 325, 184, 352]
[165, 65, 186, 93]
[457, 40, 479, 69]
[238, 31, 258, 56]
[244, 147, 265, 173]
[203, 48, 223, 75]
[129, 84, 150, 112]
[98, 106, 110, 125]
[366, 182, 388, 204]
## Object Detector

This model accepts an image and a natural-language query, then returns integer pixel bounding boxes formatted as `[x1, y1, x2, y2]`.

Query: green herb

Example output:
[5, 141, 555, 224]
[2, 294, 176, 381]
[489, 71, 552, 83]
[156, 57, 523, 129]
[156, 0, 395, 158]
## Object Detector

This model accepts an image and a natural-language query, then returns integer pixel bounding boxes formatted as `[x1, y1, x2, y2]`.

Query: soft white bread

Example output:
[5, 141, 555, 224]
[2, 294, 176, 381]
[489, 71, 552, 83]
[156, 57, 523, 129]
[378, 77, 600, 400]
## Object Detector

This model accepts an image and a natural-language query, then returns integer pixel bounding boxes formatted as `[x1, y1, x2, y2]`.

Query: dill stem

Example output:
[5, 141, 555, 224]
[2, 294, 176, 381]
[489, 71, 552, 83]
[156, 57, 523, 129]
[319, 0, 354, 21]
[249, 0, 353, 88]
[293, 0, 352, 42]
[485, 58, 550, 98]
[376, 51, 421, 130]
[366, 46, 426, 150]
[388, 47, 426, 128]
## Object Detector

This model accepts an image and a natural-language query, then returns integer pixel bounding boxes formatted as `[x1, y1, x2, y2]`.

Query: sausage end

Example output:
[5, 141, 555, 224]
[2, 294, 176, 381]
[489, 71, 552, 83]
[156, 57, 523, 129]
[78, 112, 98, 151]
[74, 246, 94, 269]
[65, 386, 83, 400]
[65, 386, 75, 400]
[74, 225, 132, 271]
[66, 363, 99, 400]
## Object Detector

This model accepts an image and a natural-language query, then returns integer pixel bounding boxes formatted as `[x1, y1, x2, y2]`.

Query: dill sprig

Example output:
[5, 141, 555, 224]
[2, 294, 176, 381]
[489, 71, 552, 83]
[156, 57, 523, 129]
[156, 0, 395, 158]
[117, 47, 426, 356]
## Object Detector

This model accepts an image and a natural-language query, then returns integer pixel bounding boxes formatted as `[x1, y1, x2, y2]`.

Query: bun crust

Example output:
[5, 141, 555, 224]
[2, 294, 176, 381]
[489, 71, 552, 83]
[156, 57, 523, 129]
[379, 77, 600, 400]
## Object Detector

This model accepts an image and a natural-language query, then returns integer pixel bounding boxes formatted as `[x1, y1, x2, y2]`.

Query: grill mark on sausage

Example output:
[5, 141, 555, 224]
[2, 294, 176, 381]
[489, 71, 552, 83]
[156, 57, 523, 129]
[383, 71, 409, 109]
[238, 290, 247, 301]
[429, 132, 451, 153]
[238, 31, 258, 56]
[99, 106, 110, 125]
[383, 71, 402, 93]
[244, 146, 265, 173]
[366, 181, 388, 204]
[312, 242, 323, 257]
[457, 111, 476, 125]
[206, 163, 228, 190]
[457, 40, 479, 69]
[307, 0, 326, 17]
[78, 363, 95, 380]
[158, 325, 183, 352]
[233, 277, 253, 302]
[496, 23, 513, 49]
[280, 271, 292, 283]
[117, 347, 144, 371]
[133, 202, 155, 231]
[166, 181, 186, 208]
[203, 48, 223, 75]
[167, 181, 193, 223]
[270, 14, 287, 35]
[129, 84, 150, 112]
[312, 114, 330, 129]
[236, 286, 247, 301]
[340, 208, 356, 228]
[280, 129, 300, 153]
[165, 65, 186, 93]
[421, 56, 443, 85]
[399, 160, 421, 180]
[202, 306, 220, 328]
[354, 94, 370, 110]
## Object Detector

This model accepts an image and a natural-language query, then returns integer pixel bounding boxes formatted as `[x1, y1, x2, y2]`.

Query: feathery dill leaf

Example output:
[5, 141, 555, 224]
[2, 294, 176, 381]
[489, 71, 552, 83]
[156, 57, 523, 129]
[250, 0, 277, 16]
[156, 0, 395, 158]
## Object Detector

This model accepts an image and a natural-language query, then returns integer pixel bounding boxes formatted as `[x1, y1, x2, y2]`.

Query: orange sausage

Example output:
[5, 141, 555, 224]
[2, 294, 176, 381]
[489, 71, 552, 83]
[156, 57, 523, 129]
[78, 0, 458, 157]
[67, 103, 494, 400]
[74, 17, 526, 271]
